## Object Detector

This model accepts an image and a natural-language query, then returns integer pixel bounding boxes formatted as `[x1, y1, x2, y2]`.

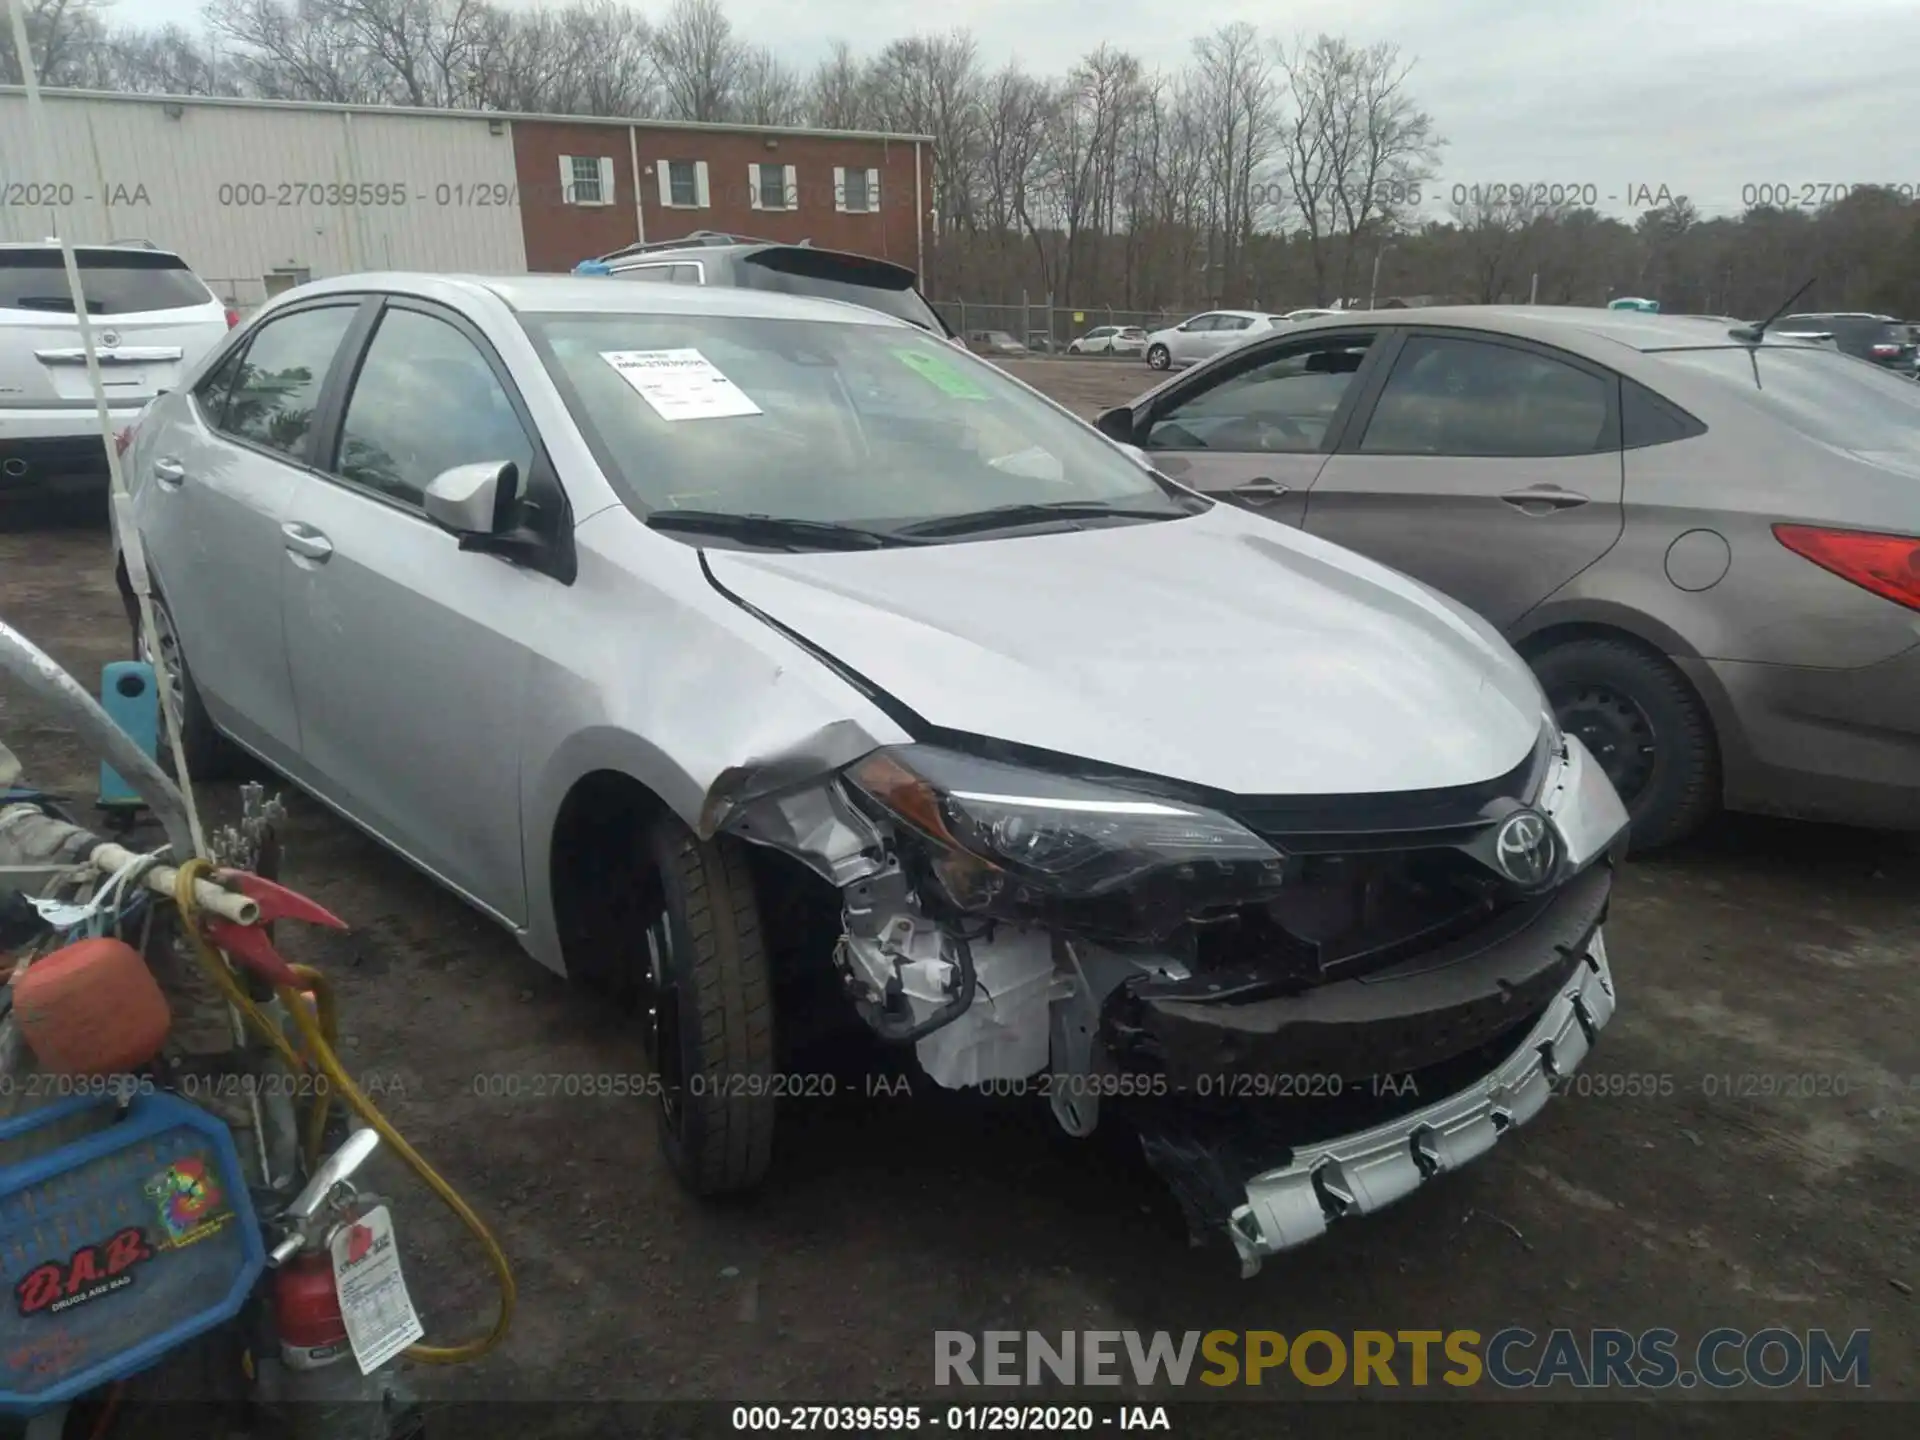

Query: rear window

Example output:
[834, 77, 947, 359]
[0, 248, 212, 314]
[1655, 345, 1920, 455]
[739, 250, 945, 334]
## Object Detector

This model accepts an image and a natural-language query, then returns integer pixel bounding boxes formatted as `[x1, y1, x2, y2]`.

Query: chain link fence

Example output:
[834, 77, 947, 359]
[931, 300, 1192, 354]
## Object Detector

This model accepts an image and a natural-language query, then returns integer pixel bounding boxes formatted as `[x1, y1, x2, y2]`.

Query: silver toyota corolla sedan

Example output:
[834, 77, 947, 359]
[1097, 307, 1920, 847]
[113, 275, 1627, 1271]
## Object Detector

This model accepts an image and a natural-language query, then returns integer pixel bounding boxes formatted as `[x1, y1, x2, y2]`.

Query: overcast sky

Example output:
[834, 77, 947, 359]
[127, 0, 1920, 220]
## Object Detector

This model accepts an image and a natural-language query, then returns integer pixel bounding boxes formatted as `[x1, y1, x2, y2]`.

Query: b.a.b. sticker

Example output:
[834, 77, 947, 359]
[15, 1228, 154, 1317]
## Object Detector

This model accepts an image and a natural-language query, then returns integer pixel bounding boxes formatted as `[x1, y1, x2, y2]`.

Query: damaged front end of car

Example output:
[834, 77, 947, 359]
[718, 715, 1629, 1275]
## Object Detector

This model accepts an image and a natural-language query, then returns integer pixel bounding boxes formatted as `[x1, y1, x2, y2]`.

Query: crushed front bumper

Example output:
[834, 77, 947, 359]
[1227, 930, 1616, 1276]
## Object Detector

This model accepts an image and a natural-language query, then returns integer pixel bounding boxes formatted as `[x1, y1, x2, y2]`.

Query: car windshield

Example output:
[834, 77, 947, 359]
[524, 312, 1192, 532]
[1655, 345, 1920, 455]
[0, 249, 212, 313]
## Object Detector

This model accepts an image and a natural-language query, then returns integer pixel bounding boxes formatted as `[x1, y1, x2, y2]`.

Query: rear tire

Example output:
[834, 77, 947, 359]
[1531, 637, 1718, 850]
[141, 597, 242, 782]
[1146, 344, 1171, 370]
[639, 815, 776, 1196]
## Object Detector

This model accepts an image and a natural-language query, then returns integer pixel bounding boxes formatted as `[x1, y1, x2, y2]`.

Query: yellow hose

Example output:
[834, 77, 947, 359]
[172, 860, 515, 1365]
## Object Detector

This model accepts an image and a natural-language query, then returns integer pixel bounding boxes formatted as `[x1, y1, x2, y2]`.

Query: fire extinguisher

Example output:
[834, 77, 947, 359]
[274, 1252, 353, 1372]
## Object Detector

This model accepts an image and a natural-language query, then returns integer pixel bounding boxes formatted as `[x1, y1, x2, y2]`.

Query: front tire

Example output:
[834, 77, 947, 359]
[1146, 344, 1171, 370]
[1532, 637, 1719, 850]
[637, 815, 776, 1196]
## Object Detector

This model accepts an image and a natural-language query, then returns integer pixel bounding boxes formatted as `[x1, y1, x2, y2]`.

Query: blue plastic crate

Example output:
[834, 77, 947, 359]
[0, 1093, 264, 1414]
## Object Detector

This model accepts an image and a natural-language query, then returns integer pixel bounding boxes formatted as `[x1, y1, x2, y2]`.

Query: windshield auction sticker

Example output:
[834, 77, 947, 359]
[600, 348, 763, 421]
[890, 348, 991, 400]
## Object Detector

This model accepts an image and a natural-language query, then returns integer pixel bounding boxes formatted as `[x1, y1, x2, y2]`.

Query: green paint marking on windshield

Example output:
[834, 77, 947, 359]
[891, 347, 991, 400]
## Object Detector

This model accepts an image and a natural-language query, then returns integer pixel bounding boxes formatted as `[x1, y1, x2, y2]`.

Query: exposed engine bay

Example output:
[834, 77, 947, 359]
[722, 716, 1630, 1270]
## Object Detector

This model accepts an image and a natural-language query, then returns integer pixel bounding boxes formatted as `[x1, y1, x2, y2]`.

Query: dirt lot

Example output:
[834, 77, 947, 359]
[1, 357, 1915, 1432]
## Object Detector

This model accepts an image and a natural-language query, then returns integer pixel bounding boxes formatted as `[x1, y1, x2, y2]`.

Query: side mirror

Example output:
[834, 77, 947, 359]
[423, 460, 517, 536]
[1095, 406, 1135, 444]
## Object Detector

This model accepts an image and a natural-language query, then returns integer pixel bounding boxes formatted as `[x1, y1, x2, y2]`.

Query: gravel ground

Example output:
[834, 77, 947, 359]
[0, 357, 1913, 1434]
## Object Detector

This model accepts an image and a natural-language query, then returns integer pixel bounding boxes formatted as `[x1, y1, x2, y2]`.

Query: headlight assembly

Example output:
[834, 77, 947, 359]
[844, 745, 1286, 916]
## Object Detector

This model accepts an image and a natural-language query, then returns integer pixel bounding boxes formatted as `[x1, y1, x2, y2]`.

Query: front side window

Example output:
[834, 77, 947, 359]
[1145, 337, 1375, 454]
[1360, 335, 1613, 456]
[1181, 315, 1217, 333]
[334, 308, 534, 507]
[217, 305, 357, 460]
[525, 312, 1194, 535]
[1654, 344, 1920, 457]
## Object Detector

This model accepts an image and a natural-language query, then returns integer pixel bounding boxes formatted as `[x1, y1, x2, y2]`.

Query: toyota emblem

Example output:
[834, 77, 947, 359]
[1493, 809, 1558, 887]
[100, 331, 120, 348]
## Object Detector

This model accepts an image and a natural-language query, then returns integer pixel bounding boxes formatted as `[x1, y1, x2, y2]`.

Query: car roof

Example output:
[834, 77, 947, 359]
[0, 241, 188, 262]
[277, 271, 915, 327]
[1277, 304, 1841, 355]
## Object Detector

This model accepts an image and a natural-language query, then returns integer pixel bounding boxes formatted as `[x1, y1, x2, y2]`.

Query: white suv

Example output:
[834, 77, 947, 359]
[0, 242, 232, 503]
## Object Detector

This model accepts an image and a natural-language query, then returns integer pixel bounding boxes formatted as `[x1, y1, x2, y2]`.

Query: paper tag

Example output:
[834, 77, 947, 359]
[600, 348, 763, 421]
[329, 1205, 425, 1375]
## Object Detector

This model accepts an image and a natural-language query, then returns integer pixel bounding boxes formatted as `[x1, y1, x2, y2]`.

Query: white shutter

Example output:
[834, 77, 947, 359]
[656, 162, 673, 207]
[558, 155, 575, 205]
[694, 161, 710, 208]
[866, 168, 880, 212]
[833, 166, 848, 213]
[749, 164, 763, 210]
[784, 164, 798, 209]
[597, 156, 615, 206]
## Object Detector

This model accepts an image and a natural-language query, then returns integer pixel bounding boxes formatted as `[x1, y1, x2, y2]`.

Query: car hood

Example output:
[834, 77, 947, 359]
[703, 506, 1546, 797]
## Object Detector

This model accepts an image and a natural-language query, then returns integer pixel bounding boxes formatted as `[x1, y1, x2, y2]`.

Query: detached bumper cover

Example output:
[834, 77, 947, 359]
[1228, 930, 1615, 1275]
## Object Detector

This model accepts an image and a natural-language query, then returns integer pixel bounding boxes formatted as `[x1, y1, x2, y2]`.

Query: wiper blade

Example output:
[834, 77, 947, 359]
[895, 499, 1189, 539]
[644, 509, 918, 551]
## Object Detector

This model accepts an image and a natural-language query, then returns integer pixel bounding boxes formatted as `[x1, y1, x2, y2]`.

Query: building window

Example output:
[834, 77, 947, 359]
[560, 155, 615, 206]
[659, 159, 708, 209]
[835, 166, 880, 214]
[751, 162, 796, 211]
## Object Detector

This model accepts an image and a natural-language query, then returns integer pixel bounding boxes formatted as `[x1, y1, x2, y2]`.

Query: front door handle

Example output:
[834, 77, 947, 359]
[281, 522, 334, 563]
[152, 458, 186, 488]
[1501, 485, 1589, 514]
[1227, 476, 1292, 503]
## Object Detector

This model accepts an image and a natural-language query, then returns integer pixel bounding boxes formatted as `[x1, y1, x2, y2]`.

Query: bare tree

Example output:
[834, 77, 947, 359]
[204, 0, 385, 102]
[0, 0, 114, 85]
[734, 45, 803, 127]
[650, 0, 745, 123]
[1187, 23, 1274, 303]
[806, 40, 875, 130]
[1276, 34, 1441, 304]
[869, 31, 984, 241]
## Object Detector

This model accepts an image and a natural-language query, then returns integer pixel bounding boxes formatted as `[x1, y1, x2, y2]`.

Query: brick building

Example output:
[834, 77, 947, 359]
[0, 88, 934, 306]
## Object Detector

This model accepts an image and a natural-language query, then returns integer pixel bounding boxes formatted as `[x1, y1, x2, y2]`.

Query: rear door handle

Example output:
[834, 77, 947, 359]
[1227, 477, 1292, 502]
[152, 458, 186, 488]
[281, 522, 334, 563]
[1501, 485, 1589, 513]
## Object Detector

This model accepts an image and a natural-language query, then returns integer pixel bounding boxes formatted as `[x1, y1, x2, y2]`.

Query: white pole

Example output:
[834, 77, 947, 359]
[4, 0, 205, 859]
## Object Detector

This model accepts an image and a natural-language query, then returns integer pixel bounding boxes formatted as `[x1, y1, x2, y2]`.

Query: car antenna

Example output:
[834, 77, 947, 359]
[1731, 277, 1816, 344]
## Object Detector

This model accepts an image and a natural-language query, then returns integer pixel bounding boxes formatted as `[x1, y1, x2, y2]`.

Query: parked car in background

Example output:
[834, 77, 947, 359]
[1775, 312, 1913, 370]
[1068, 325, 1148, 356]
[1098, 306, 1920, 846]
[111, 272, 1627, 1271]
[965, 329, 1030, 356]
[579, 231, 958, 342]
[1, 241, 234, 506]
[1143, 310, 1283, 370]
